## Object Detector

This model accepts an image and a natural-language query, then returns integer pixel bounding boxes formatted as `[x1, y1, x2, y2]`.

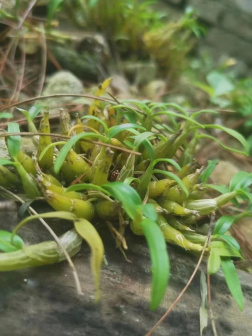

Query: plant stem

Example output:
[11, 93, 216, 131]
[0, 186, 83, 295]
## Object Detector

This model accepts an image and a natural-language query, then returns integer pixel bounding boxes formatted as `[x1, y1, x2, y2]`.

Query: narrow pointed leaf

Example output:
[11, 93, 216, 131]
[210, 241, 242, 258]
[54, 133, 106, 174]
[154, 158, 181, 171]
[208, 250, 221, 274]
[154, 111, 202, 127]
[67, 183, 108, 194]
[13, 211, 77, 237]
[107, 123, 145, 139]
[229, 171, 252, 191]
[197, 134, 248, 156]
[214, 215, 235, 235]
[81, 115, 108, 133]
[0, 159, 16, 166]
[0, 112, 12, 119]
[154, 169, 188, 197]
[140, 218, 170, 310]
[0, 230, 24, 252]
[218, 235, 241, 250]
[102, 182, 142, 220]
[7, 122, 21, 159]
[221, 257, 244, 311]
[200, 159, 218, 183]
[74, 218, 104, 302]
[205, 184, 229, 194]
[28, 104, 43, 120]
[203, 125, 249, 155]
[141, 203, 158, 222]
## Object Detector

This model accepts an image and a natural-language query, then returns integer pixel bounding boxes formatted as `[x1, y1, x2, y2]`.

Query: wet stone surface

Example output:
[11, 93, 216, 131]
[0, 208, 252, 336]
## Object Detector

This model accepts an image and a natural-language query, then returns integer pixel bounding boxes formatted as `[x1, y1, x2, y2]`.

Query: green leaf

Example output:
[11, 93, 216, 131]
[0, 158, 16, 166]
[154, 111, 202, 127]
[13, 211, 77, 237]
[214, 215, 235, 235]
[88, 0, 101, 8]
[210, 241, 242, 258]
[107, 123, 145, 139]
[16, 108, 38, 133]
[229, 171, 252, 191]
[47, 0, 64, 23]
[141, 203, 158, 222]
[7, 122, 21, 159]
[102, 182, 142, 220]
[28, 104, 43, 120]
[0, 112, 12, 119]
[153, 158, 181, 172]
[0, 230, 24, 252]
[191, 109, 218, 119]
[123, 111, 138, 124]
[218, 235, 241, 250]
[200, 159, 218, 183]
[131, 131, 155, 156]
[191, 81, 215, 96]
[237, 190, 252, 209]
[74, 218, 104, 302]
[54, 132, 106, 174]
[140, 218, 170, 310]
[154, 169, 189, 197]
[67, 183, 108, 194]
[18, 200, 35, 219]
[208, 250, 221, 274]
[221, 257, 244, 311]
[197, 134, 248, 156]
[207, 71, 234, 97]
[123, 177, 140, 185]
[205, 184, 229, 194]
[81, 115, 108, 133]
[150, 102, 188, 116]
[39, 141, 66, 162]
[203, 125, 249, 155]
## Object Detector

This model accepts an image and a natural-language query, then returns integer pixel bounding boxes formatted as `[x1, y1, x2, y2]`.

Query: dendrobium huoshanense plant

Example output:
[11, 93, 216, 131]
[0, 79, 251, 312]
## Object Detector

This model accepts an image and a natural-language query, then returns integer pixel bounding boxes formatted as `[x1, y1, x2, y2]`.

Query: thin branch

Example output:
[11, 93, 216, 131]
[10, 38, 26, 114]
[36, 23, 47, 98]
[0, 186, 82, 295]
[17, 0, 38, 29]
[0, 94, 116, 112]
[0, 40, 14, 75]
[145, 212, 216, 336]
[0, 132, 142, 155]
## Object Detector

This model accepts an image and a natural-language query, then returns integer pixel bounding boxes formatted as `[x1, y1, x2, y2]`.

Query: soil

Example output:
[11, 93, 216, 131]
[0, 207, 251, 336]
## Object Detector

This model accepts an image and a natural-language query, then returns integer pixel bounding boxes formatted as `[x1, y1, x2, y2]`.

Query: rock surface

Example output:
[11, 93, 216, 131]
[41, 71, 87, 114]
[0, 208, 252, 336]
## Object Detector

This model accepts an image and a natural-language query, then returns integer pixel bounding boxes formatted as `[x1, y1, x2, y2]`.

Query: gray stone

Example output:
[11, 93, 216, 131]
[41, 71, 85, 114]
[188, 0, 226, 24]
[205, 28, 252, 65]
[0, 208, 251, 336]
[141, 80, 167, 100]
[0, 138, 10, 160]
[222, 11, 252, 41]
[235, 0, 252, 14]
